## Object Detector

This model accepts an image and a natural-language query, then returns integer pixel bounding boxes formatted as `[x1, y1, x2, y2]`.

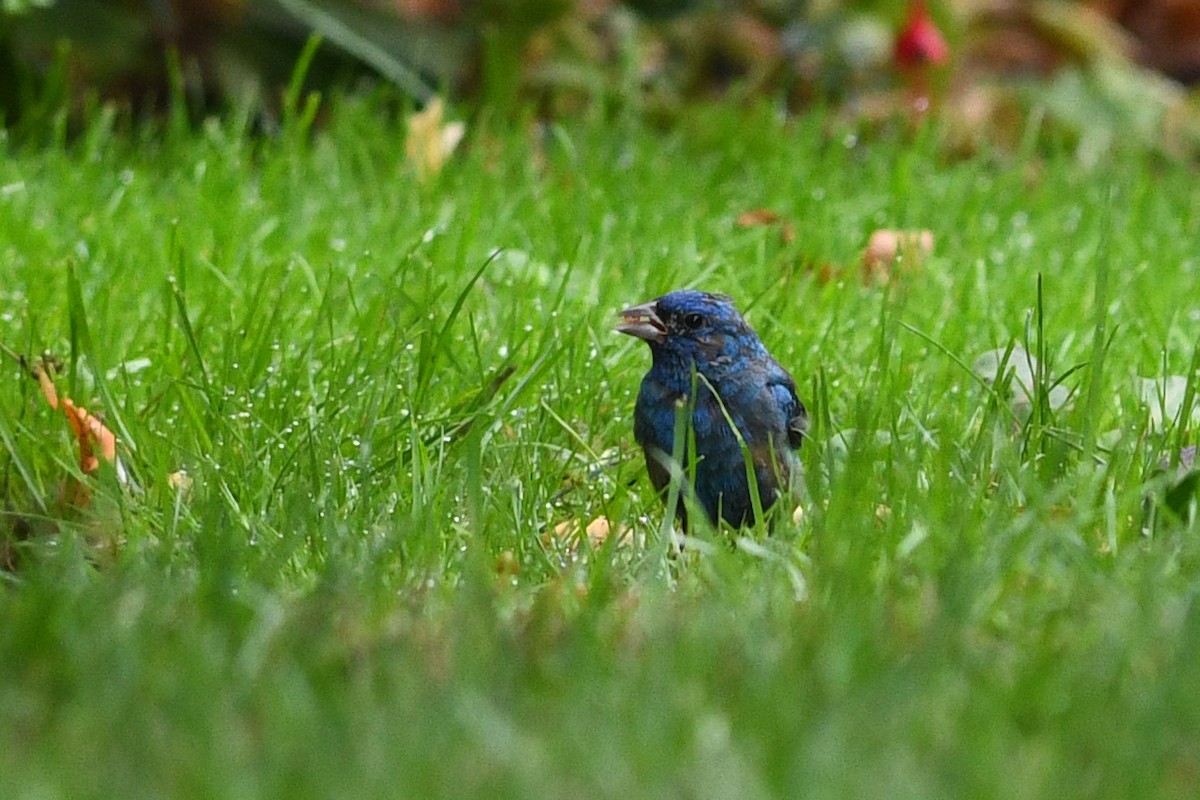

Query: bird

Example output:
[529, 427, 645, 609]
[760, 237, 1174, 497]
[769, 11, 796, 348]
[616, 290, 806, 530]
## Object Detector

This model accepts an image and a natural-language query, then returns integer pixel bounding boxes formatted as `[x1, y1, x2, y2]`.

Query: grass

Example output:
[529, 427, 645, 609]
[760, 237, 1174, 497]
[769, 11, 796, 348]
[1, 95, 1200, 798]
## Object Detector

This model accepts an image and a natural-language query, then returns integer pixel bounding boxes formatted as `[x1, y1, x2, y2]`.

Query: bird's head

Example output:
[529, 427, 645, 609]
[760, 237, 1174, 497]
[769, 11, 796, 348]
[616, 290, 759, 369]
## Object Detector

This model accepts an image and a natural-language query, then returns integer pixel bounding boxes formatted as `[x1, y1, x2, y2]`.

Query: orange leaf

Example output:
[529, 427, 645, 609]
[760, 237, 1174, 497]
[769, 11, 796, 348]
[60, 397, 117, 474]
[33, 362, 59, 409]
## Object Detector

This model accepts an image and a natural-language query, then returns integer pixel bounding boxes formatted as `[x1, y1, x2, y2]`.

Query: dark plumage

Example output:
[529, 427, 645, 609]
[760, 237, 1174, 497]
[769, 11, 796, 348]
[616, 290, 806, 529]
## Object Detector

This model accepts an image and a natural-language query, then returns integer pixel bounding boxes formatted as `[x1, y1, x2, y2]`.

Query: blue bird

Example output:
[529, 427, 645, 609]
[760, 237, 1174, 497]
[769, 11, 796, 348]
[617, 290, 806, 529]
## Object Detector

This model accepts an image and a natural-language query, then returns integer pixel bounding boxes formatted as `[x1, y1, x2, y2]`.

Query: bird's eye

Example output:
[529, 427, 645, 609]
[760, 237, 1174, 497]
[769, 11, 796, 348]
[683, 313, 705, 330]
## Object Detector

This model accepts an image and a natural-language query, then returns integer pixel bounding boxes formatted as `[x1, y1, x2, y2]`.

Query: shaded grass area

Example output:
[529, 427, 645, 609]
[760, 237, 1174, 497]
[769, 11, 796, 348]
[2, 99, 1200, 798]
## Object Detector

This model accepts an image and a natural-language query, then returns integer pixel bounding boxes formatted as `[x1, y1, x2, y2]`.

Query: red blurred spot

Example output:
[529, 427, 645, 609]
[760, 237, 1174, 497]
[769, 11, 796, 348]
[895, 1, 949, 68]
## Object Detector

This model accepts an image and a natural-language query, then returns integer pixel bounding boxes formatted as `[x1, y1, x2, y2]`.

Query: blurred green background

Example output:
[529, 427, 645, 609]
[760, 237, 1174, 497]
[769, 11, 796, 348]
[2, 0, 1199, 160]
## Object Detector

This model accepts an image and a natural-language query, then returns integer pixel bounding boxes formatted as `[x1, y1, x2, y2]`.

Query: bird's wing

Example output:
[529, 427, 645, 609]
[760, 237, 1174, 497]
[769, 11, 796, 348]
[768, 372, 808, 450]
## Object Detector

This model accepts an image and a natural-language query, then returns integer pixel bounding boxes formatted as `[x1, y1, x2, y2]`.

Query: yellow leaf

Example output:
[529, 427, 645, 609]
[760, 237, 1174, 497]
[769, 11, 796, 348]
[405, 97, 466, 182]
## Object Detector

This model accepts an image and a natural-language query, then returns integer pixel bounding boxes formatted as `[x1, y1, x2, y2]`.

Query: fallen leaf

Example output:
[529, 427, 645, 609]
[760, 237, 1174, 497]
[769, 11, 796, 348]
[545, 515, 631, 553]
[60, 397, 117, 474]
[33, 361, 59, 409]
[24, 357, 125, 506]
[167, 470, 193, 497]
[861, 229, 934, 284]
[405, 96, 466, 182]
[496, 549, 520, 579]
[736, 208, 795, 244]
[802, 259, 843, 283]
[735, 208, 782, 227]
[585, 516, 614, 546]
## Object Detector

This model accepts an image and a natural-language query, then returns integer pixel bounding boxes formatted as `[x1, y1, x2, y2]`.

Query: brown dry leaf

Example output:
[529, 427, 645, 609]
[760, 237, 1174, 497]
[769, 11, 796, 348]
[861, 229, 934, 284]
[496, 549, 520, 579]
[736, 209, 796, 245]
[405, 96, 466, 182]
[735, 208, 782, 227]
[167, 470, 193, 497]
[545, 515, 631, 553]
[802, 259, 845, 283]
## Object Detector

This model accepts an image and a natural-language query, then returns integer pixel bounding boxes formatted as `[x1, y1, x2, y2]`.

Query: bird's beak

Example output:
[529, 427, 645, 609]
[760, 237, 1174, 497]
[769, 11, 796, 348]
[616, 300, 667, 343]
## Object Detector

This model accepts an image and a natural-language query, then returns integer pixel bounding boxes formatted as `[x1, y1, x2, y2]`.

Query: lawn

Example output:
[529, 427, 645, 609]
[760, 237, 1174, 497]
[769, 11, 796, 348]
[2, 95, 1200, 799]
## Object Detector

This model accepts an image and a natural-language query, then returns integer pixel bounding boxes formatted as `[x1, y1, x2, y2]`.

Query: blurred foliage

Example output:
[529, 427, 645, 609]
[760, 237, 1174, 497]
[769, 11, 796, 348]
[1, 0, 1199, 161]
